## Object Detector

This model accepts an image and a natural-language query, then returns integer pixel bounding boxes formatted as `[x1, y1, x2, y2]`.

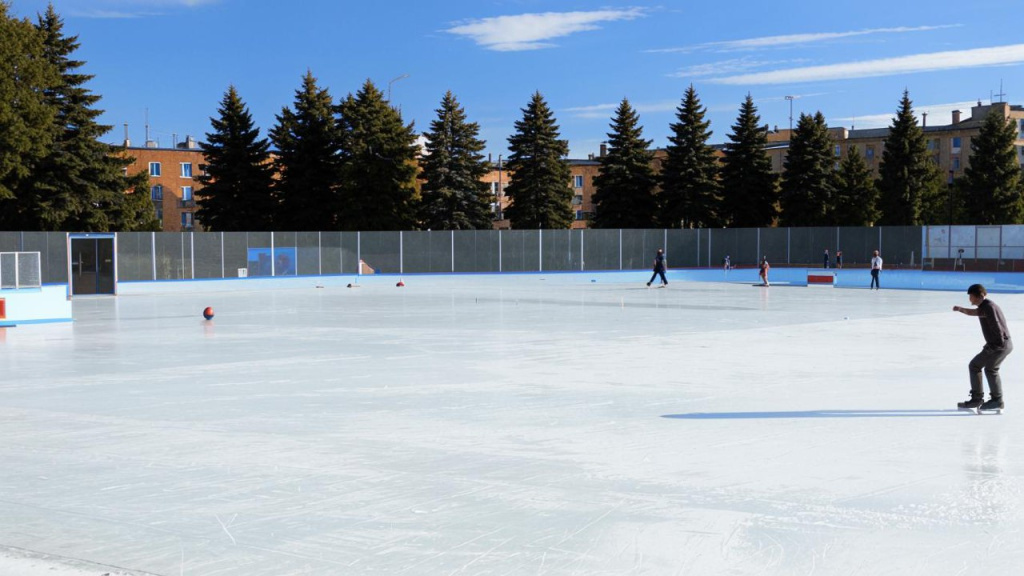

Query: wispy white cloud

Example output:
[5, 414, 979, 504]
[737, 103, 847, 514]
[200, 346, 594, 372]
[564, 100, 685, 119]
[64, 0, 218, 18]
[446, 9, 645, 52]
[671, 57, 810, 78]
[709, 44, 1024, 85]
[648, 25, 959, 54]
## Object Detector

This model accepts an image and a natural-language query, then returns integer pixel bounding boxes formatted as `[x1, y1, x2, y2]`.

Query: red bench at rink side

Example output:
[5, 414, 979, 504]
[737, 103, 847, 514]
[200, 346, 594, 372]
[807, 270, 835, 285]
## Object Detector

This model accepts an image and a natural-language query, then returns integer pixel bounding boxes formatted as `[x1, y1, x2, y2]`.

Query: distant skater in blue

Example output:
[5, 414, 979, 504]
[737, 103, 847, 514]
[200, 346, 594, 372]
[647, 248, 668, 287]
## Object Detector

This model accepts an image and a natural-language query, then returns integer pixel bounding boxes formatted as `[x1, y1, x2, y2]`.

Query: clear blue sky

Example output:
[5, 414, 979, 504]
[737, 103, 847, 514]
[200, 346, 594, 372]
[10, 0, 1024, 160]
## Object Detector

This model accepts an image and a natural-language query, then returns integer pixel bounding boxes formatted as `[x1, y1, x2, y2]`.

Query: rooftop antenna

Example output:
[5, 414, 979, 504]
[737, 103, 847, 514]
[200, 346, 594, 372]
[995, 79, 1006, 103]
[145, 108, 150, 144]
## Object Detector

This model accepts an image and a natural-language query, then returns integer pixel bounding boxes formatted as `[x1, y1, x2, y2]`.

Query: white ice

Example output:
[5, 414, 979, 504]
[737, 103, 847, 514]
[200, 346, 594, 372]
[1, 274, 1022, 575]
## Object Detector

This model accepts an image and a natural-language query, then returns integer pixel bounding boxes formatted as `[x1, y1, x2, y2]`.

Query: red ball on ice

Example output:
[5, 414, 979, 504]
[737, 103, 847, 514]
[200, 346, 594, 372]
[202, 306, 215, 320]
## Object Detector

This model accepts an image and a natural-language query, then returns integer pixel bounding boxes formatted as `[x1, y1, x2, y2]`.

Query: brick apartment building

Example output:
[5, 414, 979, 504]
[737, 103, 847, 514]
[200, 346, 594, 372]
[119, 136, 205, 232]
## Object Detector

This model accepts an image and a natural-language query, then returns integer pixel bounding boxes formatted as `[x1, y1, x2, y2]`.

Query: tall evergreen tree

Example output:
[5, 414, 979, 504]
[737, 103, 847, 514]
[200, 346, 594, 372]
[269, 71, 342, 231]
[504, 92, 572, 229]
[877, 90, 942, 225]
[419, 90, 493, 230]
[720, 94, 777, 227]
[779, 111, 837, 226]
[336, 79, 420, 231]
[833, 145, 879, 226]
[961, 108, 1024, 224]
[111, 166, 161, 232]
[0, 1, 57, 229]
[591, 98, 657, 228]
[659, 85, 721, 228]
[27, 5, 149, 231]
[197, 86, 276, 231]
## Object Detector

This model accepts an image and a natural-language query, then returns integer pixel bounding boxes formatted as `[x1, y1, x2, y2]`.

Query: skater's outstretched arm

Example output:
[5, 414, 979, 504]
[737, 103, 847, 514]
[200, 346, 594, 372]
[953, 305, 980, 317]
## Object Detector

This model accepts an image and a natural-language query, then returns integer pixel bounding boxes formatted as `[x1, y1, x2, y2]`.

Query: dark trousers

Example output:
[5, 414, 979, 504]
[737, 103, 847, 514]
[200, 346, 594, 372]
[870, 269, 880, 289]
[970, 341, 1012, 398]
[649, 269, 667, 285]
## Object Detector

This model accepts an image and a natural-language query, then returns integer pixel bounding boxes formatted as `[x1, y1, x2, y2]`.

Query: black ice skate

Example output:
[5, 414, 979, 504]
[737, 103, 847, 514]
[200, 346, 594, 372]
[957, 394, 984, 411]
[978, 397, 1004, 415]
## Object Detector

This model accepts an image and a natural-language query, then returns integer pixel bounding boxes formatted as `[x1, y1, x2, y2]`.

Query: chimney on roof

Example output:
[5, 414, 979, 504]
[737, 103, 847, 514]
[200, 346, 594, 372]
[922, 112, 927, 128]
[952, 110, 962, 124]
[599, 143, 607, 158]
[123, 123, 130, 147]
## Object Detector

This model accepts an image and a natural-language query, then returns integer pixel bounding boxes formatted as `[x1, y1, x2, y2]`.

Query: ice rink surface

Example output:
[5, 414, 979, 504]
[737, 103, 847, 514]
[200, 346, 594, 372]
[1, 273, 1022, 575]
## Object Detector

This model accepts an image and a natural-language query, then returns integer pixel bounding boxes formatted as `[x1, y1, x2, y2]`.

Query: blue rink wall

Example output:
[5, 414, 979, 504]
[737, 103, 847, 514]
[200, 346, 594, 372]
[114, 267, 1024, 294]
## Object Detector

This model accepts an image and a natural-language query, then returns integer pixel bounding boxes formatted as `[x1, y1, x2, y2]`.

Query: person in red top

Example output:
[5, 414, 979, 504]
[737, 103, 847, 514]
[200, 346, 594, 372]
[954, 284, 1012, 411]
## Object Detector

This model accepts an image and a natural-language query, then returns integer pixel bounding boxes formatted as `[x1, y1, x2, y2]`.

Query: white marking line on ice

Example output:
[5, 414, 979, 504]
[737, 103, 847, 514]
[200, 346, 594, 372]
[215, 514, 238, 545]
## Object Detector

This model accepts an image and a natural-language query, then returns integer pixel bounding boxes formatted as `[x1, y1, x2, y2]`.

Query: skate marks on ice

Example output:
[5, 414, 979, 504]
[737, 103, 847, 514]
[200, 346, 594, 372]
[663, 409, 973, 419]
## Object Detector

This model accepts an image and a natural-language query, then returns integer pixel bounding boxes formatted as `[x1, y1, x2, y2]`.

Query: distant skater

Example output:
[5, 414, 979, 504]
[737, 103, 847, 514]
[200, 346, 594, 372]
[823, 249, 830, 269]
[759, 256, 770, 286]
[723, 255, 731, 270]
[647, 248, 668, 287]
[954, 284, 1011, 412]
[870, 250, 882, 289]
[835, 250, 843, 269]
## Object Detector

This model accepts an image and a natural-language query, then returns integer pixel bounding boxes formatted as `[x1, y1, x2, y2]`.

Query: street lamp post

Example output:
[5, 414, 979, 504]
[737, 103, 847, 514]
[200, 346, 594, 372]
[497, 155, 503, 221]
[386, 74, 409, 104]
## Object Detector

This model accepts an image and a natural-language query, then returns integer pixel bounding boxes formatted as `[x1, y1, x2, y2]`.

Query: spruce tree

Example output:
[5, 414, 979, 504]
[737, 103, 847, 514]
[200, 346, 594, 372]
[419, 90, 493, 230]
[0, 2, 57, 229]
[833, 145, 879, 226]
[877, 90, 942, 225]
[336, 79, 420, 231]
[779, 111, 837, 226]
[504, 92, 572, 229]
[197, 86, 276, 231]
[720, 94, 777, 227]
[659, 85, 720, 228]
[111, 166, 161, 232]
[961, 108, 1024, 224]
[269, 71, 342, 231]
[591, 98, 657, 229]
[27, 5, 146, 231]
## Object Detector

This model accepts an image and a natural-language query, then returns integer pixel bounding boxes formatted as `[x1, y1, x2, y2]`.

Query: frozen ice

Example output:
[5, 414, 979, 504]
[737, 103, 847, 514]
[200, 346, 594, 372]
[1, 273, 1022, 574]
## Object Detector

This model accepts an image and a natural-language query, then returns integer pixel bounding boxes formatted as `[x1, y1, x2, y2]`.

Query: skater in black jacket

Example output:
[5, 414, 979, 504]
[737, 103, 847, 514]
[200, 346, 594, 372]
[954, 284, 1012, 411]
[647, 249, 667, 287]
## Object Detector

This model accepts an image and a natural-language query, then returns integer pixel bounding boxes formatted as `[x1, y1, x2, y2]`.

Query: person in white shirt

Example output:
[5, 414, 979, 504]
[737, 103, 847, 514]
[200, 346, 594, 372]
[870, 250, 883, 290]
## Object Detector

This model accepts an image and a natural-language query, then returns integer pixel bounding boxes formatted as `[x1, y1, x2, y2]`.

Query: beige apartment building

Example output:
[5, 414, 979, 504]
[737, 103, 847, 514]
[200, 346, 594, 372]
[762, 101, 1024, 182]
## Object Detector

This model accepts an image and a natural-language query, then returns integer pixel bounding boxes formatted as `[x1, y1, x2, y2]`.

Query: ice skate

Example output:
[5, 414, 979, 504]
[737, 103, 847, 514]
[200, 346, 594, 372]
[957, 393, 984, 411]
[978, 397, 1004, 415]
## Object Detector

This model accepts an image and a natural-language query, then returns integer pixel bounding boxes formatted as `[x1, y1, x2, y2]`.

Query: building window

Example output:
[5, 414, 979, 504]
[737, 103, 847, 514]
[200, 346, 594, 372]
[149, 162, 161, 177]
[150, 185, 163, 201]
[575, 210, 584, 220]
[181, 212, 193, 229]
[833, 145, 841, 157]
[155, 207, 163, 222]
[573, 175, 584, 188]
[180, 163, 193, 178]
[572, 194, 583, 205]
[865, 146, 875, 160]
[952, 137, 962, 152]
[182, 186, 193, 201]
[952, 156, 961, 170]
